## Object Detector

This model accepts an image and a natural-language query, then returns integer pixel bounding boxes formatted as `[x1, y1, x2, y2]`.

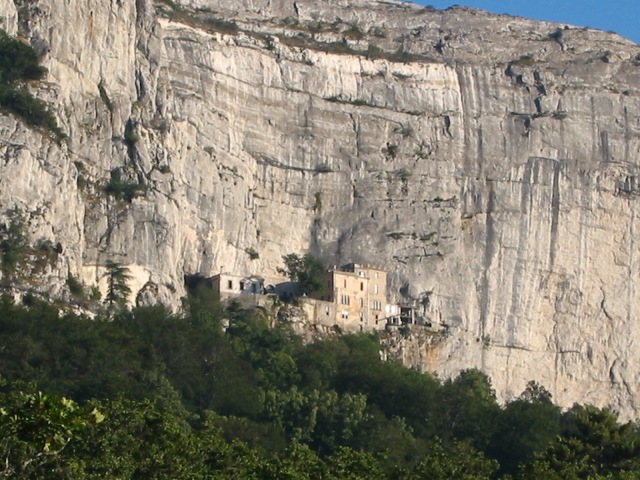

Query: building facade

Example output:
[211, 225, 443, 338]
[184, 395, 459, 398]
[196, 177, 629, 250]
[316, 263, 396, 331]
[204, 263, 408, 332]
[209, 273, 265, 300]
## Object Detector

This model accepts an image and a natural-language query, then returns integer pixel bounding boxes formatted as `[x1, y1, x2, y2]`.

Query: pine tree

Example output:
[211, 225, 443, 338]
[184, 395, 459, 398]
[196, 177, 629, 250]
[104, 260, 131, 307]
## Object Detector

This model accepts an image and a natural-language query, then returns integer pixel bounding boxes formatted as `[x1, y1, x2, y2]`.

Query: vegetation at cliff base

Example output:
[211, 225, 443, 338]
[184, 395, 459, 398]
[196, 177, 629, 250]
[0, 208, 61, 287]
[0, 289, 640, 478]
[0, 29, 64, 140]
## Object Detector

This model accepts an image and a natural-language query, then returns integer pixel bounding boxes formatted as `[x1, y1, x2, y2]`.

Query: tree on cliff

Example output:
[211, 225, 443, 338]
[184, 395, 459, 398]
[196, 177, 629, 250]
[277, 253, 326, 296]
[0, 29, 65, 140]
[104, 260, 131, 307]
[0, 208, 29, 283]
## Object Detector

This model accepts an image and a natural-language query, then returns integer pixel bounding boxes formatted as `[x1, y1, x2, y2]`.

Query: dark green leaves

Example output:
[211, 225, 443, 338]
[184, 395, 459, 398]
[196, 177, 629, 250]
[0, 29, 64, 140]
[0, 30, 46, 84]
[104, 260, 132, 307]
[1, 295, 640, 479]
[521, 406, 640, 479]
[277, 253, 326, 295]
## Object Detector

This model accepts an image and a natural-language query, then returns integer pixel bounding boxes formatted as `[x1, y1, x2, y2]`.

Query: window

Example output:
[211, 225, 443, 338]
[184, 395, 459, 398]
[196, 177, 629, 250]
[372, 300, 382, 311]
[341, 295, 350, 305]
[325, 306, 330, 315]
[344, 279, 347, 288]
[341, 311, 349, 319]
[360, 282, 364, 291]
[374, 284, 378, 294]
[240, 281, 245, 291]
[360, 298, 364, 308]
[227, 280, 233, 289]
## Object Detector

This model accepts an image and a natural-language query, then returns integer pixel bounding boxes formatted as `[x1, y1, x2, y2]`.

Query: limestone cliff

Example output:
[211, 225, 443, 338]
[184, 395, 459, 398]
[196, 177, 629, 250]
[1, 0, 640, 417]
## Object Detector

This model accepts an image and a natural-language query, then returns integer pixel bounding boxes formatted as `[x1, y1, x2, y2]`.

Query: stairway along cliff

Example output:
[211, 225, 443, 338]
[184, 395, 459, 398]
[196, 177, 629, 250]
[1, 0, 640, 416]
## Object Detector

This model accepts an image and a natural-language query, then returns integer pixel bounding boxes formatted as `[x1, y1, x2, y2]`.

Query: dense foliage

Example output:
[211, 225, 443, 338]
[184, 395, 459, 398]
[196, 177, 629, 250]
[0, 29, 64, 140]
[1, 290, 639, 479]
[277, 253, 326, 295]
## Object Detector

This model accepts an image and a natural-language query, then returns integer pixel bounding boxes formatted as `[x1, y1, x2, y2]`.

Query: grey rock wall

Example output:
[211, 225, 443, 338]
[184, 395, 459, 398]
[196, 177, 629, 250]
[1, 0, 640, 416]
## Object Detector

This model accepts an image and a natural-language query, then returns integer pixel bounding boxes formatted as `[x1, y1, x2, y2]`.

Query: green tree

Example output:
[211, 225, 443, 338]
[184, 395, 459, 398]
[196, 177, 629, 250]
[0, 383, 101, 479]
[333, 334, 440, 440]
[225, 303, 300, 391]
[277, 253, 326, 296]
[325, 446, 384, 479]
[433, 369, 501, 450]
[196, 413, 266, 479]
[519, 405, 640, 479]
[104, 260, 131, 307]
[262, 387, 368, 454]
[295, 337, 350, 391]
[488, 381, 562, 476]
[0, 30, 46, 84]
[400, 439, 498, 480]
[349, 410, 427, 474]
[71, 398, 202, 480]
[0, 208, 29, 282]
[257, 441, 327, 480]
[0, 30, 64, 139]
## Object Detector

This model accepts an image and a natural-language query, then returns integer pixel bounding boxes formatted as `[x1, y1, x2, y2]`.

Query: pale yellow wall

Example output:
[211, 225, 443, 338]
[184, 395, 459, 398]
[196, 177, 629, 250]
[325, 265, 389, 330]
[367, 268, 387, 327]
[333, 270, 365, 328]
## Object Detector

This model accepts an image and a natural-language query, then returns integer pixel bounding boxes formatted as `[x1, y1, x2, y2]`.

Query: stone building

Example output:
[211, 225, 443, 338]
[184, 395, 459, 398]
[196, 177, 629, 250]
[208, 273, 265, 302]
[204, 264, 404, 333]
[315, 263, 398, 331]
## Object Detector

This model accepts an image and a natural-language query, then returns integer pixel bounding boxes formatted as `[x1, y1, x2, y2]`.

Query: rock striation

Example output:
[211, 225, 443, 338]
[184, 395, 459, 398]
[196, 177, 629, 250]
[1, 0, 640, 416]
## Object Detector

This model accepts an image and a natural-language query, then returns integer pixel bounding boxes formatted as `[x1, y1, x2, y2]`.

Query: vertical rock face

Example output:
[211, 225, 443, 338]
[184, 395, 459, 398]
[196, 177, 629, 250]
[1, 0, 640, 416]
[0, 0, 17, 34]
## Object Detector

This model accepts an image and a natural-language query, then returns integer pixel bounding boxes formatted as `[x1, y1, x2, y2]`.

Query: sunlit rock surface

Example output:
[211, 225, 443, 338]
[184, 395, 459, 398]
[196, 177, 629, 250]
[1, 0, 640, 416]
